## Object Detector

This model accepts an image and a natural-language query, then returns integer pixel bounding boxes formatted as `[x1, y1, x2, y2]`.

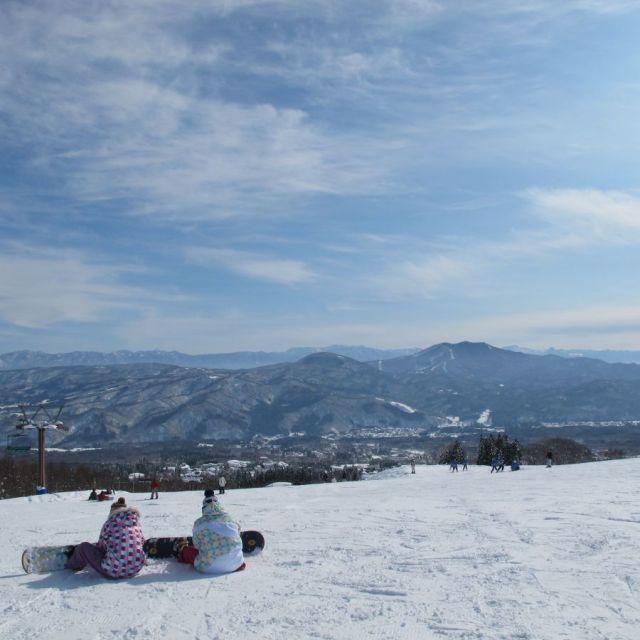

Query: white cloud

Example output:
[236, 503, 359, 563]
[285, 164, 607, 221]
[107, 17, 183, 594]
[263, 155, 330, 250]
[0, 248, 150, 328]
[3, 0, 638, 227]
[0, 2, 403, 224]
[0, 244, 191, 330]
[527, 188, 640, 242]
[491, 0, 640, 17]
[363, 188, 640, 300]
[374, 254, 482, 298]
[187, 247, 316, 284]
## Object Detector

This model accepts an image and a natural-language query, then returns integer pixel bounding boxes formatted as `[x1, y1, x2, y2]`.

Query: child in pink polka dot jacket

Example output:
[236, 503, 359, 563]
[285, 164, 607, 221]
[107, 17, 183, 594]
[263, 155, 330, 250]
[66, 497, 146, 579]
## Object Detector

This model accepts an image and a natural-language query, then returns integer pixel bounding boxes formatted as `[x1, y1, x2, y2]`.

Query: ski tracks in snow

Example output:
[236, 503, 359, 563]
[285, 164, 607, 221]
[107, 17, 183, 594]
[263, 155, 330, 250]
[2, 462, 640, 638]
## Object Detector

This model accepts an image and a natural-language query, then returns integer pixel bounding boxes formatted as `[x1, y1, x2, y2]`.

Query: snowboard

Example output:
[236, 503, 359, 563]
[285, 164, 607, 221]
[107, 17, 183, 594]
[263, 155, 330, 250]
[144, 530, 265, 559]
[22, 531, 265, 573]
[22, 545, 75, 574]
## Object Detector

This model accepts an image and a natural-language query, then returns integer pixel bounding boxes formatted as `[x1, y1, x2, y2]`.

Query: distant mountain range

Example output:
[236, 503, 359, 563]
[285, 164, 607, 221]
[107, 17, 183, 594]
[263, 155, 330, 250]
[504, 346, 640, 365]
[4, 344, 639, 371]
[3, 342, 640, 448]
[0, 346, 419, 371]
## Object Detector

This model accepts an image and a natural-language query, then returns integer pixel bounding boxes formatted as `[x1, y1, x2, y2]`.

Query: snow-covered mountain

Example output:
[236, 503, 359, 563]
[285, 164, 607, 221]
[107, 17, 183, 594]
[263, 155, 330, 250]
[377, 341, 640, 384]
[0, 345, 419, 371]
[4, 343, 640, 446]
[1, 458, 639, 639]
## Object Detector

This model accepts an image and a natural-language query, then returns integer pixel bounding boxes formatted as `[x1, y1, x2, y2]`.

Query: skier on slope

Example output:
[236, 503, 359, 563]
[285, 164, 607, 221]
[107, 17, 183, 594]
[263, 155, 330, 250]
[546, 450, 553, 468]
[177, 489, 245, 574]
[65, 497, 146, 579]
[150, 478, 160, 500]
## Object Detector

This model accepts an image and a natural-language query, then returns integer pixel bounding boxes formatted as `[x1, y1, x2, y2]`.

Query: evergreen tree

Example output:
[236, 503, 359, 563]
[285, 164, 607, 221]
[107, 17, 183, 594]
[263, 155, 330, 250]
[476, 432, 521, 465]
[476, 434, 493, 465]
[438, 439, 465, 464]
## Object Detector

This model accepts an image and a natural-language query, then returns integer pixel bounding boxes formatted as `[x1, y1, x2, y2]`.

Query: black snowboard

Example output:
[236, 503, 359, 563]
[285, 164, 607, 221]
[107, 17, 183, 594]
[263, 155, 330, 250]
[144, 530, 265, 559]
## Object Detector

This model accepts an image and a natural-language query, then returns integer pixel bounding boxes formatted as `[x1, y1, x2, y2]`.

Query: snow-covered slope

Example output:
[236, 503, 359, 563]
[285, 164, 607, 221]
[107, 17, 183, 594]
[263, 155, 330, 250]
[1, 460, 640, 639]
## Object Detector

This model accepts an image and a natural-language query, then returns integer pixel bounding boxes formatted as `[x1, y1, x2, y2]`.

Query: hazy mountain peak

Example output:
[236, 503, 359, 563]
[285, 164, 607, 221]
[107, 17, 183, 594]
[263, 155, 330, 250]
[297, 352, 354, 367]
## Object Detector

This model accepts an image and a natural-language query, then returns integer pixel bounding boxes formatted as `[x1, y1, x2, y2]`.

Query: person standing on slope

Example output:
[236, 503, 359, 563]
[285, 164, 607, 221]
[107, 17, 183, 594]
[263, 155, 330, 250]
[218, 475, 226, 494]
[546, 450, 553, 468]
[178, 491, 245, 574]
[150, 478, 160, 500]
[65, 497, 145, 579]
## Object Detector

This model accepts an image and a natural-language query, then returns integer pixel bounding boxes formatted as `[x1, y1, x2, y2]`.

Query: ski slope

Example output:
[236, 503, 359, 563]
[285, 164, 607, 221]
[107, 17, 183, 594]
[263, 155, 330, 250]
[1, 459, 639, 639]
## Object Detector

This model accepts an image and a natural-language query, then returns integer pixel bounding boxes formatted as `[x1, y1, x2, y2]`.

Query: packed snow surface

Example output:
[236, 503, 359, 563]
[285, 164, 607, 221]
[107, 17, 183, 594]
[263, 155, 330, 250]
[2, 459, 640, 639]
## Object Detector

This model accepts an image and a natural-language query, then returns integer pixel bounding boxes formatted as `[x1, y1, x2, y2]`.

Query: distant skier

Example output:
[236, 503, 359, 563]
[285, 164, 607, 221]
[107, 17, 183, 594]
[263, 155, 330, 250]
[65, 497, 145, 579]
[511, 458, 520, 471]
[150, 478, 160, 500]
[497, 455, 505, 472]
[449, 458, 458, 472]
[410, 459, 416, 474]
[218, 475, 226, 494]
[490, 456, 499, 473]
[462, 457, 468, 471]
[177, 491, 245, 574]
[546, 450, 553, 468]
[88, 489, 98, 501]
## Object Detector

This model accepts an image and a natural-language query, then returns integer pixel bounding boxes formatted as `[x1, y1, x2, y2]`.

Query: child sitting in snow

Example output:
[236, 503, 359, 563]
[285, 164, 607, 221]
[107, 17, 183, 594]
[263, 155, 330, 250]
[178, 489, 245, 574]
[65, 496, 146, 579]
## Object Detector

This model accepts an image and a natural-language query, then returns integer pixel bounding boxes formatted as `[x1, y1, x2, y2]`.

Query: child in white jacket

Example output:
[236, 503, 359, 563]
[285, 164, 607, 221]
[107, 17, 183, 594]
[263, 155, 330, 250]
[179, 491, 244, 574]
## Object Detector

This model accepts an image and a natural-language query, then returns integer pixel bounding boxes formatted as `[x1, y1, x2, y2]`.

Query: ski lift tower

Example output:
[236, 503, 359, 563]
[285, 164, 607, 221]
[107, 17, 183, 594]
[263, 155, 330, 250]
[14, 404, 67, 494]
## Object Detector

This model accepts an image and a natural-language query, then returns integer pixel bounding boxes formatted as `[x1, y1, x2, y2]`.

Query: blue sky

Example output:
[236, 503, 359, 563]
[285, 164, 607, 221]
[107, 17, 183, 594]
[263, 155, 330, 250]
[2, 0, 640, 354]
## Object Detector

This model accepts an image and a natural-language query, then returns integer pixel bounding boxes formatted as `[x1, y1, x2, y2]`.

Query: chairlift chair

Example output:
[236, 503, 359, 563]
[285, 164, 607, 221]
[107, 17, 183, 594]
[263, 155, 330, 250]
[6, 432, 32, 455]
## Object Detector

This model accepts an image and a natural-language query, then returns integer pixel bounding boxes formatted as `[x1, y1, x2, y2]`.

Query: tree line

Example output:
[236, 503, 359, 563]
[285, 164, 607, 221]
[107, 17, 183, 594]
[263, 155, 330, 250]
[438, 434, 598, 467]
[0, 455, 365, 500]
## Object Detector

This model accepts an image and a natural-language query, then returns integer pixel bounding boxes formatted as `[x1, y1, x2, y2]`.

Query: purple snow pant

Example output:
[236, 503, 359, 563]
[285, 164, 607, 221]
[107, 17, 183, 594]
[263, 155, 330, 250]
[65, 542, 111, 578]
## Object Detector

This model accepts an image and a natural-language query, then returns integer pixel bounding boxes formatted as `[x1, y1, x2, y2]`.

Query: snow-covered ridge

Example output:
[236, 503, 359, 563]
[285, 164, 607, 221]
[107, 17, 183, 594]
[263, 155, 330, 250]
[375, 397, 417, 413]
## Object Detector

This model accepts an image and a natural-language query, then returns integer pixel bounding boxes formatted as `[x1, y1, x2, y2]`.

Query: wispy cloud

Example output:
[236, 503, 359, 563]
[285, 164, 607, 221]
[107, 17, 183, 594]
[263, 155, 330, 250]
[0, 2, 409, 224]
[371, 254, 484, 299]
[0, 245, 149, 328]
[0, 243, 188, 328]
[186, 247, 316, 284]
[3, 1, 640, 352]
[527, 188, 640, 242]
[2, 0, 638, 230]
[365, 187, 640, 299]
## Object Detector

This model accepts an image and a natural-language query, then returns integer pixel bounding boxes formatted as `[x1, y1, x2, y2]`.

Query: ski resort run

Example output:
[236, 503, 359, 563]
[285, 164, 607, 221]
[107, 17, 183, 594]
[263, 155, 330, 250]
[1, 459, 639, 639]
